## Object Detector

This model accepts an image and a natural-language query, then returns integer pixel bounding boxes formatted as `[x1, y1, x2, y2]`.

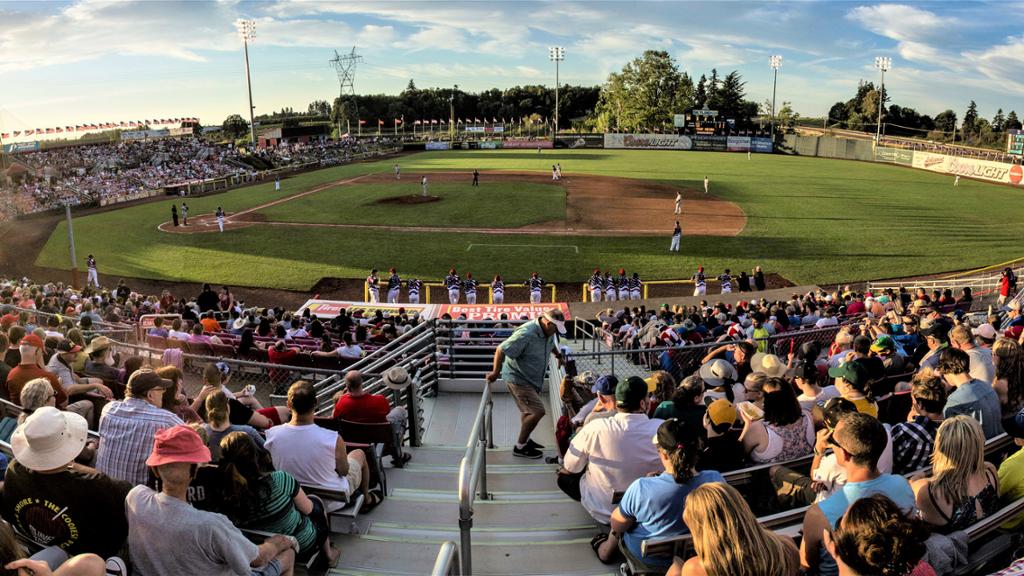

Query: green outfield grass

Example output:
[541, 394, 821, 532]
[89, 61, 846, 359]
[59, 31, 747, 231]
[256, 181, 565, 228]
[35, 149, 1024, 292]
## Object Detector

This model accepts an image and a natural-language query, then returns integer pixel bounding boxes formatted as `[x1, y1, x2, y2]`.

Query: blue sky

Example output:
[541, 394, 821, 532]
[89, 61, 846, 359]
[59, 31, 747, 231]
[1, 0, 1023, 138]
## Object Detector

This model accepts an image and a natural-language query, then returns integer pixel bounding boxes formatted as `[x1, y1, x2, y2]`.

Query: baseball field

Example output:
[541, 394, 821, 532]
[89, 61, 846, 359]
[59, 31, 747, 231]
[34, 149, 1024, 292]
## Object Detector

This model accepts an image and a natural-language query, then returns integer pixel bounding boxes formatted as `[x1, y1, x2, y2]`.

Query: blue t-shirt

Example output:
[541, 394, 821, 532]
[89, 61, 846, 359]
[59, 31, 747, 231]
[944, 379, 1002, 439]
[499, 320, 555, 390]
[817, 474, 915, 576]
[619, 471, 725, 567]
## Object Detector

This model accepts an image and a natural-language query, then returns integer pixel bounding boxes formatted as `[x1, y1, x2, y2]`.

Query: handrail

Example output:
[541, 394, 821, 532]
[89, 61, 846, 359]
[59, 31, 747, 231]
[456, 379, 494, 576]
[431, 541, 462, 576]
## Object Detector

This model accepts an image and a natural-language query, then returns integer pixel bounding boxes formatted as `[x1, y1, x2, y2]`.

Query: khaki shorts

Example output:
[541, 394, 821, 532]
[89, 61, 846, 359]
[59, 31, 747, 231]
[344, 455, 362, 496]
[507, 381, 546, 419]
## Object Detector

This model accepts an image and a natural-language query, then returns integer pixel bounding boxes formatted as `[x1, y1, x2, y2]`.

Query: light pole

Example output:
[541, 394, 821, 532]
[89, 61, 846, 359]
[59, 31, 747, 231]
[874, 56, 891, 143]
[449, 84, 458, 144]
[236, 19, 257, 148]
[549, 46, 565, 137]
[769, 55, 782, 143]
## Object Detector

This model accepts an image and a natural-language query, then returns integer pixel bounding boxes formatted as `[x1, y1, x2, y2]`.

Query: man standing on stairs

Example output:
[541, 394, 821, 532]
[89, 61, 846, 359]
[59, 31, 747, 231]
[486, 309, 567, 459]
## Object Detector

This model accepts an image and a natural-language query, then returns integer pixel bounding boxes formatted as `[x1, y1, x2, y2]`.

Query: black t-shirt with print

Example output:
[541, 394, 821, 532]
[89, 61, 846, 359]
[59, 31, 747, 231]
[2, 461, 132, 558]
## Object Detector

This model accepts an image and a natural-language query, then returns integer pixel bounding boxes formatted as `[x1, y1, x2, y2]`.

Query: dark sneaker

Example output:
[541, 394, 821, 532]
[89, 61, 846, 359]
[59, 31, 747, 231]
[525, 438, 545, 450]
[513, 445, 543, 459]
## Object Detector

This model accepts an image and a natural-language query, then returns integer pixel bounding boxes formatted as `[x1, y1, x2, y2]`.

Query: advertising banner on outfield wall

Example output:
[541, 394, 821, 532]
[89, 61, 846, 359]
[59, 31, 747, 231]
[750, 137, 773, 153]
[604, 133, 693, 150]
[2, 141, 40, 154]
[727, 136, 750, 152]
[502, 139, 552, 149]
[425, 141, 450, 151]
[875, 147, 914, 165]
[912, 151, 1023, 185]
[478, 141, 500, 149]
[121, 129, 169, 141]
[436, 303, 571, 322]
[556, 135, 604, 149]
[693, 135, 727, 151]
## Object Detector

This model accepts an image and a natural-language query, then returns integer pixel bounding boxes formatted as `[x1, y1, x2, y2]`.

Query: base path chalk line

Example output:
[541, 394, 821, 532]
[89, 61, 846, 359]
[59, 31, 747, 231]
[467, 243, 580, 254]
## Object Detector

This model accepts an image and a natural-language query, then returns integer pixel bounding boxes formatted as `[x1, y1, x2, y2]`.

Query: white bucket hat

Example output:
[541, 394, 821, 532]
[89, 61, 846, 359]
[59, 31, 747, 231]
[383, 366, 411, 390]
[12, 407, 88, 471]
[751, 352, 787, 379]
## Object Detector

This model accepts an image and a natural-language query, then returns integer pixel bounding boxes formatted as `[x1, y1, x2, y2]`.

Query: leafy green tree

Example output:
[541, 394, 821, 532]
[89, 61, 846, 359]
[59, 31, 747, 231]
[934, 110, 957, 134]
[221, 114, 249, 139]
[694, 74, 707, 108]
[992, 109, 1006, 132]
[1008, 110, 1022, 130]
[963, 101, 979, 136]
[594, 50, 694, 132]
[307, 100, 331, 117]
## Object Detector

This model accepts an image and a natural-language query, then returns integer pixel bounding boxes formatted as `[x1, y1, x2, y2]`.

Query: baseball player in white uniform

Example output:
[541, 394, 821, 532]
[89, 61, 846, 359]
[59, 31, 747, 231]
[692, 266, 707, 297]
[603, 272, 617, 302]
[525, 273, 545, 304]
[407, 278, 422, 304]
[463, 273, 478, 304]
[215, 207, 225, 233]
[275, 177, 281, 191]
[588, 269, 603, 302]
[386, 268, 402, 303]
[366, 269, 381, 303]
[616, 269, 629, 301]
[718, 269, 733, 294]
[670, 221, 681, 252]
[394, 164, 401, 180]
[444, 269, 460, 304]
[421, 176, 429, 198]
[703, 176, 709, 196]
[181, 202, 189, 226]
[86, 255, 99, 288]
[674, 191, 682, 214]
[491, 275, 505, 304]
[628, 273, 642, 300]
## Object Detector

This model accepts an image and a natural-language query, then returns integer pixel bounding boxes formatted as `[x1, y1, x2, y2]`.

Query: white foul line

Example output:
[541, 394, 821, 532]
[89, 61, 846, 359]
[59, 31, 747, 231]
[467, 243, 579, 254]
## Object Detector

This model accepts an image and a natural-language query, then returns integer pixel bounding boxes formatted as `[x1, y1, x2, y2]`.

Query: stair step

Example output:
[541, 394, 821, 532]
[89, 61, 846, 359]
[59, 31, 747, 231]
[405, 446, 558, 467]
[387, 467, 557, 493]
[367, 496, 597, 528]
[366, 521, 597, 543]
[328, 535, 616, 576]
[389, 488, 573, 503]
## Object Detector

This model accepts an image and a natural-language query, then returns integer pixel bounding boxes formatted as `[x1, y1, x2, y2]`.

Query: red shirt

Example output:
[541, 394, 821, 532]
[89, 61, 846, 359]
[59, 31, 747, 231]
[6, 365, 68, 407]
[267, 347, 298, 386]
[332, 393, 391, 422]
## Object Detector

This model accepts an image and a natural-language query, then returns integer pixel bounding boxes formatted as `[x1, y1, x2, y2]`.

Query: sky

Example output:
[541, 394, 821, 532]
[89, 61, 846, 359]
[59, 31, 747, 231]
[1, 0, 1023, 139]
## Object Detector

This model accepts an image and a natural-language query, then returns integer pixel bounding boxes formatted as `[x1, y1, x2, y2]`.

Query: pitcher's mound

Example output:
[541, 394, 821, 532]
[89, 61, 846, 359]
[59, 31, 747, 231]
[373, 195, 441, 205]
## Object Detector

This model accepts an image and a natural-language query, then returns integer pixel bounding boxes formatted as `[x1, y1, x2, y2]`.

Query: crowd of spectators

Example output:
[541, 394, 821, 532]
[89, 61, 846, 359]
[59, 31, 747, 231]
[538, 281, 1024, 574]
[0, 274, 422, 574]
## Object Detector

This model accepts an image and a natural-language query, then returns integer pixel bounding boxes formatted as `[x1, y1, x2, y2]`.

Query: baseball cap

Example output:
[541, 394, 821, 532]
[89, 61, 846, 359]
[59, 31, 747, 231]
[870, 335, 896, 353]
[706, 399, 737, 427]
[698, 359, 738, 389]
[1003, 407, 1024, 439]
[127, 369, 174, 396]
[146, 425, 212, 467]
[828, 361, 870, 387]
[615, 376, 648, 409]
[19, 334, 44, 349]
[11, 407, 88, 472]
[592, 374, 618, 396]
[542, 309, 567, 335]
[56, 340, 81, 354]
[973, 323, 998, 340]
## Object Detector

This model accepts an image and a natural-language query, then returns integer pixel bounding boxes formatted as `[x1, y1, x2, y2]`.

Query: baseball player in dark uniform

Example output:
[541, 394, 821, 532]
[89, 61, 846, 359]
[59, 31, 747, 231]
[366, 268, 381, 303]
[525, 273, 545, 304]
[472, 170, 479, 187]
[692, 266, 707, 296]
[86, 255, 99, 288]
[407, 277, 422, 304]
[387, 268, 402, 303]
[216, 207, 225, 233]
[588, 269, 603, 303]
[718, 269, 733, 294]
[463, 273, 479, 304]
[491, 275, 505, 304]
[445, 268, 461, 304]
[670, 221, 681, 252]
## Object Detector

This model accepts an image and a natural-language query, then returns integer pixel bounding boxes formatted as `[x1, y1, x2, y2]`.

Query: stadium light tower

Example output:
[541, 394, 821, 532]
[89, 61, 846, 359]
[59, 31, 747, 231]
[236, 19, 257, 148]
[769, 55, 783, 143]
[549, 46, 565, 136]
[449, 84, 458, 144]
[874, 56, 892, 143]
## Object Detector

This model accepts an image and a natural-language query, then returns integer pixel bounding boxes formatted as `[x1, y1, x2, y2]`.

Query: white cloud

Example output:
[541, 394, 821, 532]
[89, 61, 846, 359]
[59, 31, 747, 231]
[963, 35, 1024, 94]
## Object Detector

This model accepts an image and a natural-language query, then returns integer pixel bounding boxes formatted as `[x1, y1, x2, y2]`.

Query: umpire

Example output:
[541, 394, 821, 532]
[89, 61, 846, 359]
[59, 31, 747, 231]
[486, 309, 566, 459]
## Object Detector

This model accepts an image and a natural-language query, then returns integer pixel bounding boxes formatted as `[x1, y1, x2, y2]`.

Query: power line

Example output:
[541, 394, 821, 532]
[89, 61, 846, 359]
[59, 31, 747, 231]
[329, 47, 363, 100]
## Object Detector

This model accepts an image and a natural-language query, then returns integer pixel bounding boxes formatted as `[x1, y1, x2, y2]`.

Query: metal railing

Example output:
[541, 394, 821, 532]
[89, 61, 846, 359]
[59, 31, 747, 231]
[456, 378, 494, 575]
[431, 541, 462, 576]
[571, 319, 609, 353]
[5, 305, 137, 343]
[436, 319, 530, 380]
[867, 265, 1024, 298]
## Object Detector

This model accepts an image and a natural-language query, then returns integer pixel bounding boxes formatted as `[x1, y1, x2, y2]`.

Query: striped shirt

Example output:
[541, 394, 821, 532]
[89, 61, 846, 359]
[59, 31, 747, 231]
[692, 272, 705, 287]
[463, 279, 478, 294]
[238, 471, 319, 557]
[526, 277, 545, 291]
[407, 279, 421, 296]
[445, 274, 460, 290]
[890, 416, 940, 475]
[96, 398, 183, 485]
[588, 274, 602, 291]
[387, 274, 401, 291]
[491, 280, 504, 295]
[366, 275, 379, 292]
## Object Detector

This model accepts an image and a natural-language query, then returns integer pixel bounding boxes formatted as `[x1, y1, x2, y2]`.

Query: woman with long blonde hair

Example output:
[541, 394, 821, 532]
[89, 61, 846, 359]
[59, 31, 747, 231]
[992, 337, 1024, 416]
[910, 415, 998, 532]
[672, 482, 799, 576]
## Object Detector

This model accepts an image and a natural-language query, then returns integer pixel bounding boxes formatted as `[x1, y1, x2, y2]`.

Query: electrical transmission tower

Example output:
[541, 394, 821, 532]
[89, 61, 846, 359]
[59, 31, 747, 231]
[329, 47, 363, 135]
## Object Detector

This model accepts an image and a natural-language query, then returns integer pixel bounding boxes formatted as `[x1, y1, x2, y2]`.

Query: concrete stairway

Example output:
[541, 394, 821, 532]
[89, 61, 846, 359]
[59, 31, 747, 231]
[327, 393, 614, 576]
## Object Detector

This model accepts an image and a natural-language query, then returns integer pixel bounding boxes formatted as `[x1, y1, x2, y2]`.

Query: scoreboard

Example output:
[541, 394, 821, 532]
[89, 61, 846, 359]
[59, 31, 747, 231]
[1009, 130, 1024, 156]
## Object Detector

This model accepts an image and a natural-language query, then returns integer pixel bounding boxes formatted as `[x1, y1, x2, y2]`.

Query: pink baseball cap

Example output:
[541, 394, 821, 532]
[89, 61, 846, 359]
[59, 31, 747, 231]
[146, 425, 211, 467]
